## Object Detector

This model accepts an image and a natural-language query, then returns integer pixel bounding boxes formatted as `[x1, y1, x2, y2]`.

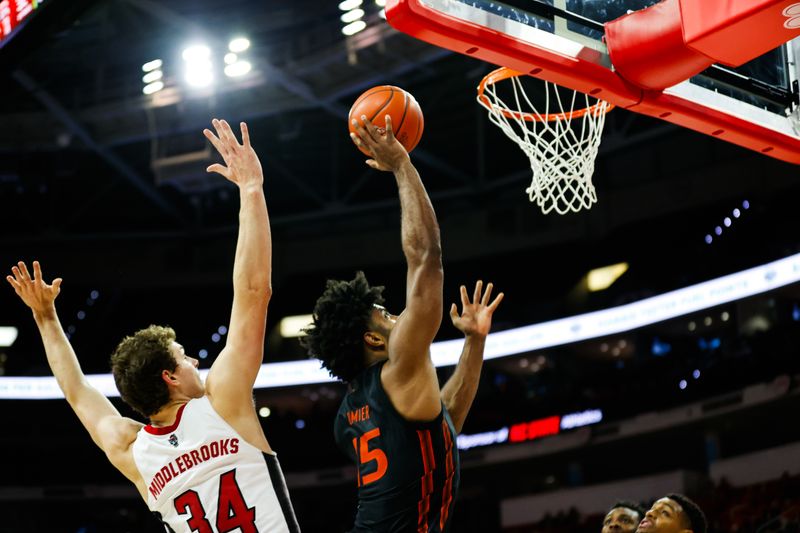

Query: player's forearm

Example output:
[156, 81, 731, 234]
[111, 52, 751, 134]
[33, 308, 91, 402]
[394, 159, 442, 266]
[441, 333, 487, 433]
[232, 183, 272, 296]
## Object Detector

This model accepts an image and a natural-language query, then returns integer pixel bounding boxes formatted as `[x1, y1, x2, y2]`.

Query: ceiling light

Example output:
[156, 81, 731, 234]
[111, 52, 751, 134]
[182, 44, 211, 62]
[341, 8, 365, 23]
[142, 59, 162, 72]
[342, 20, 367, 35]
[228, 37, 250, 53]
[142, 70, 163, 84]
[224, 61, 252, 78]
[0, 327, 18, 347]
[143, 81, 165, 95]
[279, 314, 313, 338]
[586, 262, 629, 292]
[339, 0, 363, 10]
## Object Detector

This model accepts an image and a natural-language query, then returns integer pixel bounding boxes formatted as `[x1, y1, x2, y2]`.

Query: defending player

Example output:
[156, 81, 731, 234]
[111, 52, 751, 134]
[6, 119, 300, 532]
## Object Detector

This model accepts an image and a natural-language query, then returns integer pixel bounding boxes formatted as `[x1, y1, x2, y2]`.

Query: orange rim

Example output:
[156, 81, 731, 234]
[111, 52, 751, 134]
[477, 67, 614, 122]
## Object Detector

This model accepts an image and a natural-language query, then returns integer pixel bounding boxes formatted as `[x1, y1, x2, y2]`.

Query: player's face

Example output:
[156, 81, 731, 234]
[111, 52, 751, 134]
[603, 507, 641, 533]
[636, 498, 689, 533]
[169, 342, 205, 398]
[371, 304, 397, 336]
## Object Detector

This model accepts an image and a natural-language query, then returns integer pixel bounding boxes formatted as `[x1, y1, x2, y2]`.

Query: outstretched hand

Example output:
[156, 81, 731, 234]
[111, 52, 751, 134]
[350, 114, 410, 172]
[449, 280, 504, 338]
[6, 261, 62, 319]
[203, 119, 263, 188]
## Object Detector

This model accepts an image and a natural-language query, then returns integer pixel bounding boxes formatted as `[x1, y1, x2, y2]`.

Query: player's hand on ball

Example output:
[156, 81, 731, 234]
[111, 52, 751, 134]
[350, 115, 410, 172]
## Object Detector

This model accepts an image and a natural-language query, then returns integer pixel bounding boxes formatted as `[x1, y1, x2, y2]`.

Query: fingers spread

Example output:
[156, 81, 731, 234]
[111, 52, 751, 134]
[240, 122, 250, 147]
[488, 292, 505, 311]
[384, 115, 395, 141]
[473, 280, 483, 303]
[359, 115, 380, 144]
[52, 278, 63, 292]
[33, 260, 42, 283]
[449, 302, 458, 319]
[207, 163, 229, 175]
[482, 282, 494, 306]
[18, 262, 30, 281]
[460, 284, 469, 307]
[6, 275, 20, 291]
[204, 128, 224, 152]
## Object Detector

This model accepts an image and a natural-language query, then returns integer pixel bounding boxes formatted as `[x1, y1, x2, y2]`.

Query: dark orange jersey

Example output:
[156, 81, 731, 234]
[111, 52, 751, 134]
[334, 360, 460, 533]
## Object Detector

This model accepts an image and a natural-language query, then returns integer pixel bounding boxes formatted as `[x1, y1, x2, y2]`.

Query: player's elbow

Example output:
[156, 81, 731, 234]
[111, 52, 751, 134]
[406, 244, 443, 271]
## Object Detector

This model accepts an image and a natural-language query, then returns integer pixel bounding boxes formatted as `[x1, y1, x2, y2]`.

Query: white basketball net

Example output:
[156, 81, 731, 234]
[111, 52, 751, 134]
[477, 70, 612, 215]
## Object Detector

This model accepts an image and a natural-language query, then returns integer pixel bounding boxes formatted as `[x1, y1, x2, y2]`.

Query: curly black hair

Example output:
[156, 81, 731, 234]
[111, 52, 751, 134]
[110, 325, 178, 418]
[665, 493, 707, 533]
[300, 271, 385, 382]
[608, 500, 647, 520]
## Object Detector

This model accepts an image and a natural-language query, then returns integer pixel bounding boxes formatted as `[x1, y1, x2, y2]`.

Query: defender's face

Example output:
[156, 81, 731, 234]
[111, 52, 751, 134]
[636, 498, 689, 533]
[603, 508, 641, 533]
[169, 342, 205, 398]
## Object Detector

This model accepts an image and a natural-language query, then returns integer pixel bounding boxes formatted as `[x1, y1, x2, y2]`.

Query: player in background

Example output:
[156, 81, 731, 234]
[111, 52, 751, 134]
[637, 493, 707, 533]
[301, 114, 504, 532]
[6, 119, 301, 533]
[602, 500, 647, 533]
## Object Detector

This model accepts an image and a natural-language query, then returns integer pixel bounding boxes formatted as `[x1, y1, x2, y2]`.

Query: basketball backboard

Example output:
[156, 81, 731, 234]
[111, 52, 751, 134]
[386, 0, 800, 163]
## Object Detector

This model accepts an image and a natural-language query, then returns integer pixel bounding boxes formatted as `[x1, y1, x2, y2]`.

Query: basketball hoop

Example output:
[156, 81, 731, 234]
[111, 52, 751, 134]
[477, 67, 614, 215]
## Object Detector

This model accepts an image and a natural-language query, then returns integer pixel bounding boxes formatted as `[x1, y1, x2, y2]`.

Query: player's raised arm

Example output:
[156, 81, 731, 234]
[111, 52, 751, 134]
[440, 280, 504, 433]
[351, 115, 443, 375]
[202, 119, 272, 409]
[5, 261, 141, 463]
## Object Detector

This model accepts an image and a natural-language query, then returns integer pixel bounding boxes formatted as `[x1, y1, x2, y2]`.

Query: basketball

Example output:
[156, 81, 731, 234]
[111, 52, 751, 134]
[348, 85, 424, 156]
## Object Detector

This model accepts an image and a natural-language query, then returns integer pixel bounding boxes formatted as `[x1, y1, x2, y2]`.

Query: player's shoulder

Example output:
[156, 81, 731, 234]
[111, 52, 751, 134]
[102, 415, 144, 451]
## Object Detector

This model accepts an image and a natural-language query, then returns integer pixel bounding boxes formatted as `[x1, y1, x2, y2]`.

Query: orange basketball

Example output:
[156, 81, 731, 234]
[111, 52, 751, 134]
[348, 85, 424, 156]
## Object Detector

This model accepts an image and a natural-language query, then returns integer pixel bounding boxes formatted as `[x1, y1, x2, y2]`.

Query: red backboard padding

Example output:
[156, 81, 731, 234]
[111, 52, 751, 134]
[680, 0, 800, 67]
[386, 0, 800, 164]
[606, 0, 713, 90]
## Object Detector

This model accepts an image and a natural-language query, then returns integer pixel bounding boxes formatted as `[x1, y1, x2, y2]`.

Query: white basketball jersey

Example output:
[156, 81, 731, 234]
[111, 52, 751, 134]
[132, 396, 300, 533]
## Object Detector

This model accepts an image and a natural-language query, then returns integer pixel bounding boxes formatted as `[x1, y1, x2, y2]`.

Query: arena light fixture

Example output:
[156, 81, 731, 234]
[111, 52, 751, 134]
[142, 70, 163, 84]
[338, 0, 362, 10]
[342, 20, 367, 36]
[0, 327, 18, 347]
[587, 262, 629, 292]
[182, 44, 213, 88]
[143, 81, 165, 95]
[228, 37, 250, 53]
[341, 8, 364, 23]
[279, 314, 313, 338]
[142, 59, 162, 72]
[224, 52, 238, 65]
[224, 60, 251, 78]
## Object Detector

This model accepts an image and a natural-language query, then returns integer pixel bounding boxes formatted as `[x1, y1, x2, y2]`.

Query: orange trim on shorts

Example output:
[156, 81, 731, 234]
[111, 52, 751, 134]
[439, 420, 455, 530]
[416, 429, 435, 532]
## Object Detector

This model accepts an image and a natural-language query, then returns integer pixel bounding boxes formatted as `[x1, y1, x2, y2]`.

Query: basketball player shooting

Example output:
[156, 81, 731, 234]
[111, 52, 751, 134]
[301, 114, 503, 532]
[6, 119, 301, 533]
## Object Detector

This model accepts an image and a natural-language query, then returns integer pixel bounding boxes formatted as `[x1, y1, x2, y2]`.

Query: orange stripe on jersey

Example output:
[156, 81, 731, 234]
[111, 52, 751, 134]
[416, 429, 435, 532]
[439, 420, 455, 530]
[352, 437, 361, 487]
